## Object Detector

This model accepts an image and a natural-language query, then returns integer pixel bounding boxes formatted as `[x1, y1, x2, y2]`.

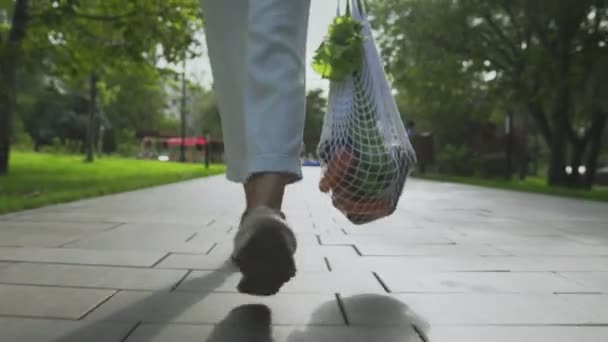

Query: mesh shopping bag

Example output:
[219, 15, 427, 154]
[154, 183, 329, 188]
[313, 0, 417, 225]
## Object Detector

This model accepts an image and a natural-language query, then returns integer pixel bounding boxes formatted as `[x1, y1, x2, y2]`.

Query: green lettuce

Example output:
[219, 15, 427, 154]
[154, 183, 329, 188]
[312, 16, 365, 82]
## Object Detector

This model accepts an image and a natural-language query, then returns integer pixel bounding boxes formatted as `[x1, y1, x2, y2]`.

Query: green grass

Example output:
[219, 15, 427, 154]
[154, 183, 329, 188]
[0, 152, 226, 214]
[413, 173, 608, 202]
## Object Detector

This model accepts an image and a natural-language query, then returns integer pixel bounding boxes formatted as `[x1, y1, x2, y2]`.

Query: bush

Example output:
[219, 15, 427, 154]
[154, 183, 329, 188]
[39, 138, 82, 155]
[12, 132, 35, 152]
[114, 129, 139, 158]
[477, 153, 507, 178]
[116, 143, 139, 158]
[437, 144, 475, 176]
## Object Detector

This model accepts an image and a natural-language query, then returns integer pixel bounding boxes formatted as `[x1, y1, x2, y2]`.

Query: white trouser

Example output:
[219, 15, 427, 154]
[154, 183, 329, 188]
[201, 0, 311, 184]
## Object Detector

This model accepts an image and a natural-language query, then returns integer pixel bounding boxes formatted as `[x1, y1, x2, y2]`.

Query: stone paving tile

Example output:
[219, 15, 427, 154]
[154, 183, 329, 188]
[176, 270, 383, 294]
[0, 317, 134, 342]
[125, 324, 422, 342]
[7, 212, 123, 224]
[377, 271, 590, 294]
[555, 221, 608, 234]
[208, 242, 358, 264]
[62, 226, 217, 253]
[446, 232, 575, 246]
[0, 221, 116, 248]
[354, 242, 508, 256]
[328, 256, 496, 272]
[449, 220, 564, 236]
[0, 220, 114, 231]
[491, 243, 608, 256]
[85, 290, 342, 325]
[118, 221, 216, 232]
[154, 253, 237, 271]
[426, 326, 608, 342]
[558, 272, 608, 292]
[0, 263, 187, 291]
[0, 284, 115, 319]
[319, 231, 454, 245]
[3, 169, 608, 340]
[563, 233, 608, 246]
[0, 247, 166, 267]
[560, 294, 608, 323]
[481, 256, 608, 271]
[156, 252, 328, 272]
[376, 293, 597, 325]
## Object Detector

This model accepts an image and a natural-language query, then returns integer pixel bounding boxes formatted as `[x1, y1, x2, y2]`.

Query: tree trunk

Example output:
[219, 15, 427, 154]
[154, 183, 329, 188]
[85, 73, 98, 163]
[548, 39, 573, 187]
[566, 140, 586, 187]
[505, 110, 514, 180]
[0, 0, 29, 175]
[583, 111, 607, 189]
[0, 66, 14, 176]
[179, 59, 187, 163]
[547, 114, 569, 187]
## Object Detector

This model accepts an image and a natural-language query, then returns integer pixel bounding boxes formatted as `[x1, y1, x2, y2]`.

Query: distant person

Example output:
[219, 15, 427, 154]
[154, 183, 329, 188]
[201, 0, 310, 296]
[406, 120, 416, 137]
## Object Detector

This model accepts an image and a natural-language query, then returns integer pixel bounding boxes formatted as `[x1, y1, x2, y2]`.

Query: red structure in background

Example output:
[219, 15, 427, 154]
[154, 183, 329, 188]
[166, 137, 208, 147]
[138, 135, 224, 163]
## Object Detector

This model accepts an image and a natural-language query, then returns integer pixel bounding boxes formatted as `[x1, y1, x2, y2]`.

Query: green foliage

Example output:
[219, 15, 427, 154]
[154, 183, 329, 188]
[312, 16, 365, 81]
[437, 144, 475, 177]
[1, 0, 205, 173]
[22, 0, 203, 77]
[11, 117, 34, 151]
[189, 84, 223, 139]
[415, 174, 608, 202]
[115, 143, 138, 158]
[303, 89, 327, 155]
[39, 138, 82, 155]
[102, 64, 169, 136]
[113, 128, 138, 158]
[368, 0, 608, 186]
[0, 152, 226, 214]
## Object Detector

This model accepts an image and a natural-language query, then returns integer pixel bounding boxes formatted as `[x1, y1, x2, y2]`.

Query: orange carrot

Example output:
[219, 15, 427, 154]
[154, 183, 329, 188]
[319, 148, 354, 193]
[332, 196, 392, 217]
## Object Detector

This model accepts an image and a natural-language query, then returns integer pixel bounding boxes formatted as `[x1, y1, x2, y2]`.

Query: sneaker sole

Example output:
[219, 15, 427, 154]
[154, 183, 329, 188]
[232, 217, 296, 296]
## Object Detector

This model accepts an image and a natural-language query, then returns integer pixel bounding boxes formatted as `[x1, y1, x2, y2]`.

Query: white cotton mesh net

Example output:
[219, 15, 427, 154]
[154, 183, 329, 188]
[317, 0, 417, 225]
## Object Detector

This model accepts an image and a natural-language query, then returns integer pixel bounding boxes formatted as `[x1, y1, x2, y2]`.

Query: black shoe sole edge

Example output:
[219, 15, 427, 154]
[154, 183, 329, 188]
[233, 219, 296, 296]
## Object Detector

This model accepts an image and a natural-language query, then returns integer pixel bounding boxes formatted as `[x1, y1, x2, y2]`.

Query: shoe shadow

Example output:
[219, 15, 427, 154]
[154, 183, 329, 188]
[54, 264, 427, 342]
[208, 294, 429, 342]
[54, 261, 237, 342]
[206, 304, 274, 342]
[287, 294, 429, 342]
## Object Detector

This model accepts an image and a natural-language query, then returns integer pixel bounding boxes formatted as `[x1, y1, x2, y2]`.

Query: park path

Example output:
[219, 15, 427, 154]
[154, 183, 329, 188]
[1, 168, 608, 341]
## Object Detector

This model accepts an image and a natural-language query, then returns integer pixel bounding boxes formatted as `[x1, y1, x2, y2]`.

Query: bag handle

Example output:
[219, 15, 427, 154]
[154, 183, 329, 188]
[336, 0, 351, 17]
[351, 0, 368, 16]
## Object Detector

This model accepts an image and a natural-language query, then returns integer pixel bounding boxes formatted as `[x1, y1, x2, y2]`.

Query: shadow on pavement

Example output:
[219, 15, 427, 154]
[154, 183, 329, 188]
[54, 262, 427, 342]
[208, 294, 428, 342]
[287, 294, 429, 342]
[55, 262, 236, 342]
[206, 304, 274, 342]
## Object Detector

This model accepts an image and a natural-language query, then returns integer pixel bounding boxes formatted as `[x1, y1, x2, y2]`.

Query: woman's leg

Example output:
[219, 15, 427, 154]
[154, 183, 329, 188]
[201, 0, 249, 183]
[202, 0, 311, 296]
[202, 0, 310, 187]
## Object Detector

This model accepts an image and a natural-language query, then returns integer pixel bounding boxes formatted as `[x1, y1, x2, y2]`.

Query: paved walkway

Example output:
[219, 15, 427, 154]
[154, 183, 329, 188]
[1, 168, 608, 341]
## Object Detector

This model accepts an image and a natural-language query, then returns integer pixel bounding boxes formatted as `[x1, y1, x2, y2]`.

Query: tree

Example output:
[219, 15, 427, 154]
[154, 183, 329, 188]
[303, 88, 327, 156]
[0, 0, 202, 173]
[189, 84, 222, 139]
[369, 0, 607, 188]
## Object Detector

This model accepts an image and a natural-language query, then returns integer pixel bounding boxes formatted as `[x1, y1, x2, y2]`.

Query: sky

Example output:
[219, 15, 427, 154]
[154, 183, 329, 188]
[185, 0, 337, 94]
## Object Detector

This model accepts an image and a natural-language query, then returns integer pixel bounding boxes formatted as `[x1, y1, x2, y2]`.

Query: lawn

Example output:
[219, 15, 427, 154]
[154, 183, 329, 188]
[0, 152, 226, 214]
[413, 173, 608, 202]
